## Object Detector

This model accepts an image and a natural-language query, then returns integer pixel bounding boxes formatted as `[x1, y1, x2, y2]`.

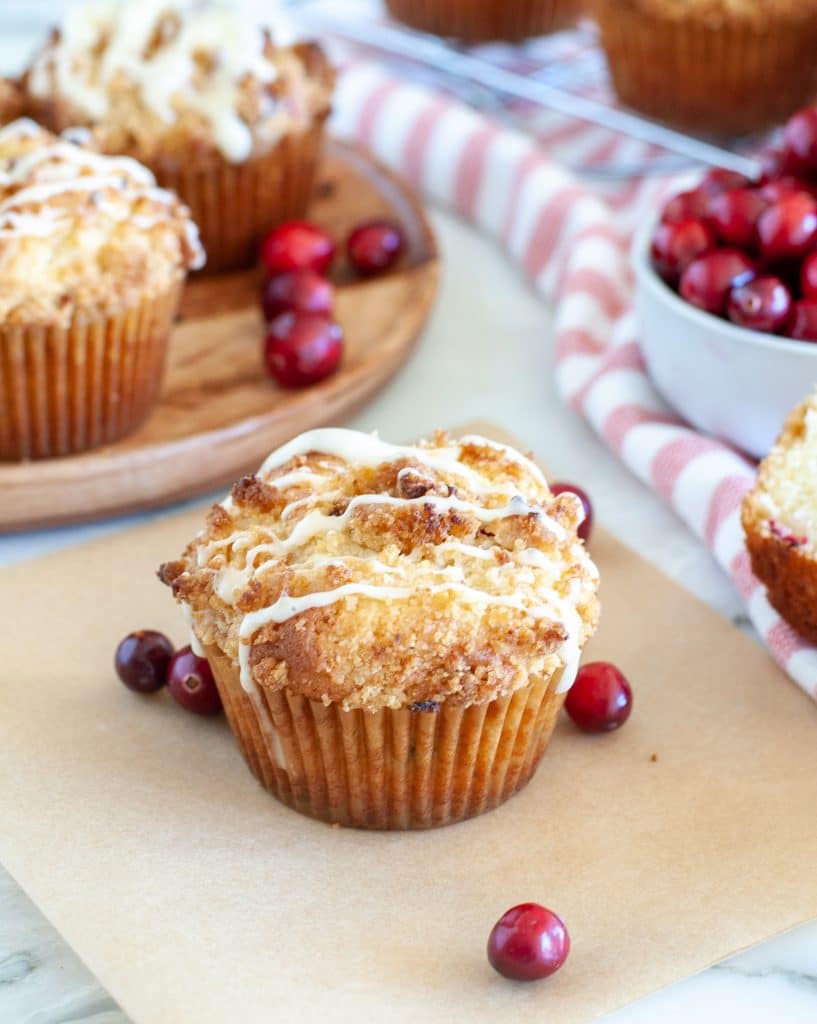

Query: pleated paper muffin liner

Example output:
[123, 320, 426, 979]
[152, 116, 329, 275]
[0, 277, 182, 461]
[385, 0, 581, 43]
[204, 643, 567, 830]
[593, 1, 817, 136]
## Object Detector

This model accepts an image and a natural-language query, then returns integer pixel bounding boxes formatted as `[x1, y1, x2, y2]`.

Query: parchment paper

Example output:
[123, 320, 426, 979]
[2, 424, 817, 1024]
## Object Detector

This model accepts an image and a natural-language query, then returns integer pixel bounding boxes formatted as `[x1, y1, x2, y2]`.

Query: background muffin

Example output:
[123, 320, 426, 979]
[591, 0, 817, 136]
[161, 428, 600, 830]
[0, 119, 203, 461]
[743, 393, 817, 643]
[386, 0, 583, 42]
[23, 0, 334, 272]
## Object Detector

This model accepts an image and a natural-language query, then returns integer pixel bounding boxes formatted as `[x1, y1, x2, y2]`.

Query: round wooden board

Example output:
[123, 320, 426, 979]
[0, 140, 439, 533]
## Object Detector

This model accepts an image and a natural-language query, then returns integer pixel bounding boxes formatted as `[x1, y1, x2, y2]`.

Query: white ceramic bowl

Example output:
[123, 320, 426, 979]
[632, 216, 817, 458]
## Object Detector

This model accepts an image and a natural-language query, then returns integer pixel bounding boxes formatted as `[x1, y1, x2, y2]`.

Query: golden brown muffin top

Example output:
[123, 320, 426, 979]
[160, 429, 600, 712]
[0, 119, 203, 326]
[23, 0, 334, 166]
[743, 393, 817, 555]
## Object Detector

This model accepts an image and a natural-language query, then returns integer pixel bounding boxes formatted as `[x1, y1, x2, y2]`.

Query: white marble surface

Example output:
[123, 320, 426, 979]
[2, 6, 817, 1021]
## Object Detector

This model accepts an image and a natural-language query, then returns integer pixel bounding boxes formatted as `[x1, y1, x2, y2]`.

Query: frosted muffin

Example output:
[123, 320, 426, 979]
[160, 429, 600, 829]
[591, 0, 817, 136]
[385, 0, 583, 42]
[0, 119, 203, 461]
[743, 393, 817, 643]
[23, 0, 334, 272]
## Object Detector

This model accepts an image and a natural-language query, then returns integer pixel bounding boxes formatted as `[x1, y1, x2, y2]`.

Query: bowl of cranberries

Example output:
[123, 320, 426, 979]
[634, 105, 817, 459]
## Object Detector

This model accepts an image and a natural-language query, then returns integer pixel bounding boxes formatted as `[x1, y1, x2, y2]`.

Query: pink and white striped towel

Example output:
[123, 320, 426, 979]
[331, 58, 817, 700]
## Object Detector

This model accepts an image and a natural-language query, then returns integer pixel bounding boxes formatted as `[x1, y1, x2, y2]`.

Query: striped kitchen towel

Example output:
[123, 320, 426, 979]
[330, 58, 817, 699]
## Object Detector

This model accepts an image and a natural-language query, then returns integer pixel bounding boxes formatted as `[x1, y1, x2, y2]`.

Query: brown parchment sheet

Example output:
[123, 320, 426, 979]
[2, 423, 817, 1024]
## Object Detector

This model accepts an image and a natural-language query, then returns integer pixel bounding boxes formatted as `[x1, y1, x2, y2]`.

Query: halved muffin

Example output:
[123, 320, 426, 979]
[22, 0, 334, 272]
[743, 393, 817, 643]
[0, 119, 203, 461]
[160, 428, 600, 829]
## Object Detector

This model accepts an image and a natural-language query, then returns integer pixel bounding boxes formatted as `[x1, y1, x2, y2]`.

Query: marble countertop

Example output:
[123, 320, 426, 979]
[2, 8, 817, 1022]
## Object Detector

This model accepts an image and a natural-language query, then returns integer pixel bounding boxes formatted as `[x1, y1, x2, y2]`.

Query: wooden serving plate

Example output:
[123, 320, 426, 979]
[0, 140, 439, 533]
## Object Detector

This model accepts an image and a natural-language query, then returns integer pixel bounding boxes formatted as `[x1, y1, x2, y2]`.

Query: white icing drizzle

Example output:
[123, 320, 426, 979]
[31, 0, 290, 163]
[180, 602, 206, 657]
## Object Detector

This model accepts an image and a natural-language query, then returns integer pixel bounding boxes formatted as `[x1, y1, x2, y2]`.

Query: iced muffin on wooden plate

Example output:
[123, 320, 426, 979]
[743, 392, 817, 644]
[23, 0, 334, 272]
[160, 428, 600, 829]
[0, 119, 202, 461]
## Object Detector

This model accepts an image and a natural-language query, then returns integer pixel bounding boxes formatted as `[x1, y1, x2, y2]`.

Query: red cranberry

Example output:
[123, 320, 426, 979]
[661, 188, 710, 225]
[708, 189, 767, 249]
[259, 220, 335, 276]
[698, 168, 750, 197]
[759, 179, 804, 205]
[261, 270, 333, 321]
[650, 219, 715, 283]
[264, 312, 343, 387]
[727, 276, 792, 333]
[115, 630, 174, 694]
[788, 299, 817, 341]
[565, 662, 633, 733]
[166, 647, 222, 716]
[757, 192, 817, 261]
[679, 249, 755, 315]
[550, 481, 593, 543]
[487, 904, 570, 982]
[801, 251, 817, 299]
[783, 106, 817, 174]
[347, 219, 405, 276]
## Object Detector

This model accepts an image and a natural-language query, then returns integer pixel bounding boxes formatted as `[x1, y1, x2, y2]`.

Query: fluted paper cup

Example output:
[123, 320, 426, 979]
[385, 0, 581, 42]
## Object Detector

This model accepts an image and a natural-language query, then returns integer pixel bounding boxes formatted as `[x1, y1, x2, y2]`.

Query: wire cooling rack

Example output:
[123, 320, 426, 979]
[291, 0, 765, 180]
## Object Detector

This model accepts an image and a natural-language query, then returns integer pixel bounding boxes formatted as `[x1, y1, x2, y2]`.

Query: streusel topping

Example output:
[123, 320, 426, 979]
[0, 119, 203, 326]
[25, 0, 333, 164]
[160, 429, 600, 712]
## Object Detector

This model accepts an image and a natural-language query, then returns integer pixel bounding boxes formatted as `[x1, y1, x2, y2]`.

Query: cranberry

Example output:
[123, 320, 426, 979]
[788, 299, 817, 341]
[166, 646, 222, 716]
[708, 189, 767, 249]
[679, 249, 755, 315]
[727, 276, 792, 333]
[661, 188, 710, 225]
[264, 312, 343, 387]
[565, 662, 633, 733]
[801, 251, 817, 299]
[698, 168, 749, 197]
[783, 106, 817, 174]
[759, 147, 790, 184]
[115, 630, 174, 694]
[347, 219, 405, 276]
[550, 481, 593, 543]
[487, 904, 570, 982]
[650, 219, 715, 283]
[261, 270, 333, 321]
[757, 192, 817, 261]
[759, 179, 804, 205]
[259, 220, 335, 276]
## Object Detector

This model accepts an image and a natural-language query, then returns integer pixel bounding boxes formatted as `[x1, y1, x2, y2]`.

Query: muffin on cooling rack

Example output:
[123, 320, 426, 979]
[22, 0, 334, 273]
[0, 119, 203, 462]
[743, 392, 817, 644]
[160, 428, 600, 830]
[386, 0, 583, 42]
[591, 0, 817, 136]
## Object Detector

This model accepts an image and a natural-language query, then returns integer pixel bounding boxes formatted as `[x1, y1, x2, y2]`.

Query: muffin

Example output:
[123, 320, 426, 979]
[743, 392, 817, 643]
[160, 428, 600, 830]
[591, 0, 817, 136]
[22, 0, 334, 273]
[385, 0, 583, 42]
[0, 119, 203, 462]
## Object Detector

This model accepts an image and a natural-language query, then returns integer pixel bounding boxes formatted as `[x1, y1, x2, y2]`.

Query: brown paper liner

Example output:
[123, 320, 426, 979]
[0, 278, 182, 462]
[151, 117, 329, 275]
[592, 1, 817, 136]
[204, 644, 567, 829]
[385, 0, 581, 42]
